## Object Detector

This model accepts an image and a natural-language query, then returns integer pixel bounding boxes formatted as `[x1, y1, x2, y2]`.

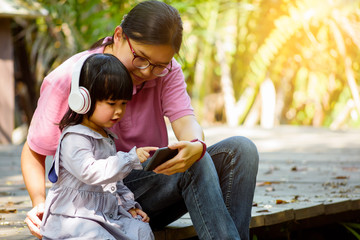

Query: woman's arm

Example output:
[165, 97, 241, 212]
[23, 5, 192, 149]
[171, 115, 204, 141]
[21, 141, 46, 239]
[153, 115, 205, 175]
[21, 141, 47, 207]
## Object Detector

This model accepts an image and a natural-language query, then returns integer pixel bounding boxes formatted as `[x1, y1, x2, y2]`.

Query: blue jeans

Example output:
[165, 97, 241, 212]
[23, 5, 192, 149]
[124, 136, 259, 240]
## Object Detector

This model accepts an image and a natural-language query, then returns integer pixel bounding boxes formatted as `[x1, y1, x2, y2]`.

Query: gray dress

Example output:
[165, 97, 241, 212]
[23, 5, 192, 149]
[40, 125, 154, 240]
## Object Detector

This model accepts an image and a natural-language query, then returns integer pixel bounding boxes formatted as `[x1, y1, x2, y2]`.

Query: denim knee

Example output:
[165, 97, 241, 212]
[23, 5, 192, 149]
[216, 136, 259, 171]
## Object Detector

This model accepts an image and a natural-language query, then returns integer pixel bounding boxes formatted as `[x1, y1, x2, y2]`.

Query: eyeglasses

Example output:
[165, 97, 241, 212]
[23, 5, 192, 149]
[125, 34, 172, 77]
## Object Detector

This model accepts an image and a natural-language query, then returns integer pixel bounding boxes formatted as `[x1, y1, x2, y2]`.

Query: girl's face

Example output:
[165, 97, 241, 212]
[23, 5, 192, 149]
[106, 26, 175, 86]
[84, 99, 127, 134]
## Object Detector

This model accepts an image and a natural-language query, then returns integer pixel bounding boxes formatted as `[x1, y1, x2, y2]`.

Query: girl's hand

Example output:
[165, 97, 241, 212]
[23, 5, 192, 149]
[25, 202, 45, 239]
[153, 141, 204, 175]
[128, 208, 150, 223]
[136, 147, 158, 163]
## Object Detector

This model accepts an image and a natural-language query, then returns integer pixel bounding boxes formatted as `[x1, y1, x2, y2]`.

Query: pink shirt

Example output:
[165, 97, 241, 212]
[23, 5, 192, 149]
[27, 42, 194, 156]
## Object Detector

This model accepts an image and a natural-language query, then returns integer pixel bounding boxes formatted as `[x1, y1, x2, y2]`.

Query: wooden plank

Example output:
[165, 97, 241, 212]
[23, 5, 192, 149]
[351, 198, 360, 210]
[153, 230, 166, 240]
[292, 202, 325, 220]
[154, 213, 197, 240]
[252, 194, 295, 226]
[262, 207, 294, 226]
[323, 199, 353, 215]
[166, 214, 193, 229]
[250, 214, 265, 228]
[257, 161, 360, 184]
[163, 225, 197, 240]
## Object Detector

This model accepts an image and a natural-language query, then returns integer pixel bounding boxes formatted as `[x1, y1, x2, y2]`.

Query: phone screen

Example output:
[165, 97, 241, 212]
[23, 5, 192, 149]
[143, 147, 178, 171]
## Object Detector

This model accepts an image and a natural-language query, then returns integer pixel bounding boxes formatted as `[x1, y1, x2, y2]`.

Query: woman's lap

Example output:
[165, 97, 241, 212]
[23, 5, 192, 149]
[123, 136, 259, 239]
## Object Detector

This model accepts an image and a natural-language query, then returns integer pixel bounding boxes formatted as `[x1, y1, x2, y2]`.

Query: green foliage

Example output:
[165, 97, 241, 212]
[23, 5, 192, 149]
[341, 222, 360, 239]
[19, 0, 360, 128]
[18, 0, 134, 80]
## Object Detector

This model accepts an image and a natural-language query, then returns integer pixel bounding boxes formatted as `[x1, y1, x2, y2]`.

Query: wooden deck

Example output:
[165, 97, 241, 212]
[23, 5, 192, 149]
[154, 126, 360, 239]
[1, 126, 360, 239]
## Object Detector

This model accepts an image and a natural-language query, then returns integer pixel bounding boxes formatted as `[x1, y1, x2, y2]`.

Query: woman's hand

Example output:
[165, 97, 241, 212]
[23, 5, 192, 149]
[24, 202, 44, 239]
[128, 208, 150, 223]
[153, 140, 203, 175]
[136, 147, 158, 163]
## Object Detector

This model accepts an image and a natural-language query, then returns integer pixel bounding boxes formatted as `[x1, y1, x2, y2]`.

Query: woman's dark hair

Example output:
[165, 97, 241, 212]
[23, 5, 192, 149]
[91, 0, 183, 53]
[59, 53, 133, 131]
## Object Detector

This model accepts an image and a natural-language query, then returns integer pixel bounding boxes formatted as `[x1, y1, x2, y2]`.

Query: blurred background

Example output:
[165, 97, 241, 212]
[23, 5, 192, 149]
[1, 0, 360, 144]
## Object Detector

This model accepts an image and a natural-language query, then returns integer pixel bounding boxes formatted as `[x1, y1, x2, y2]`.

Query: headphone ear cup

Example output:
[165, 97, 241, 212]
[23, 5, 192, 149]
[68, 54, 93, 114]
[68, 86, 91, 114]
[79, 87, 91, 114]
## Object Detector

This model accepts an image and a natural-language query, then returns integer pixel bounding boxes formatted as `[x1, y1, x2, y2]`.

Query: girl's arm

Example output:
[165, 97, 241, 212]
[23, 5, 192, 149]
[61, 134, 142, 185]
[116, 182, 141, 210]
[116, 183, 149, 222]
[21, 141, 46, 239]
[128, 208, 150, 223]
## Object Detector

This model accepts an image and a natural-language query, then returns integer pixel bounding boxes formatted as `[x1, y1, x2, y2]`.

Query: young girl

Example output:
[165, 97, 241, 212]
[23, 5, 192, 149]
[40, 53, 156, 240]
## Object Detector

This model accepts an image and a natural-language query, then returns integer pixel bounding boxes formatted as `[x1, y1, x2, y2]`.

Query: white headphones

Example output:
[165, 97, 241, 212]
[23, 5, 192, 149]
[68, 54, 93, 114]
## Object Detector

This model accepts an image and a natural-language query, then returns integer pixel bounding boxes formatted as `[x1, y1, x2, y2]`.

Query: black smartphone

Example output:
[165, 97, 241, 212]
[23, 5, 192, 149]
[144, 147, 178, 171]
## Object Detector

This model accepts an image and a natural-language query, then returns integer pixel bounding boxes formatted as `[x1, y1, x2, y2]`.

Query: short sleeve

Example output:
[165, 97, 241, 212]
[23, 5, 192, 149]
[27, 75, 71, 156]
[161, 59, 194, 122]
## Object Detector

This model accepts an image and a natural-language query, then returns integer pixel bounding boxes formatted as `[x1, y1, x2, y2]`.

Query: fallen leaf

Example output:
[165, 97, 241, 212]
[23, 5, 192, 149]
[291, 195, 300, 202]
[291, 166, 307, 172]
[257, 181, 281, 186]
[257, 182, 272, 186]
[0, 209, 17, 214]
[256, 209, 270, 213]
[335, 176, 349, 179]
[0, 192, 12, 196]
[276, 199, 288, 204]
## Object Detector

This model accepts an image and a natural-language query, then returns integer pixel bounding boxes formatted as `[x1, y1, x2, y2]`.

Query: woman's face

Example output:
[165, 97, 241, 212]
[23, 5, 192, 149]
[108, 26, 175, 86]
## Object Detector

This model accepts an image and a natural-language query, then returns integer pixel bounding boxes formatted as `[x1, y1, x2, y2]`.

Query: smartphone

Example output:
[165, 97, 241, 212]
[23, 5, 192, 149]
[144, 147, 178, 171]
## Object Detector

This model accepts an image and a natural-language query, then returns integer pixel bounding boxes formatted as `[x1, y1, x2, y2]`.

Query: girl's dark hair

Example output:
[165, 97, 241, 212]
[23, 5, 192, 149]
[91, 0, 183, 53]
[59, 53, 133, 131]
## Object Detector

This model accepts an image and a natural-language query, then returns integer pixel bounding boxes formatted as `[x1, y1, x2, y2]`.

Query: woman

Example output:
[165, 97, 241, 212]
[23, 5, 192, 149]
[22, 1, 259, 239]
